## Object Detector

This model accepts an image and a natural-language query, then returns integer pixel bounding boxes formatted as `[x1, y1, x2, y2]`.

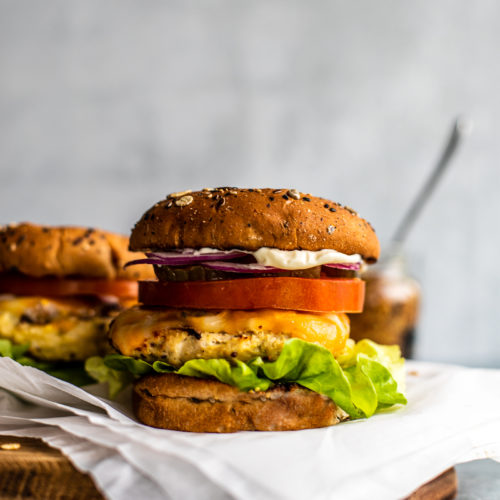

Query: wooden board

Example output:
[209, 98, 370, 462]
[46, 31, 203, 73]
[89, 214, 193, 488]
[406, 467, 457, 499]
[0, 435, 457, 499]
[0, 436, 104, 500]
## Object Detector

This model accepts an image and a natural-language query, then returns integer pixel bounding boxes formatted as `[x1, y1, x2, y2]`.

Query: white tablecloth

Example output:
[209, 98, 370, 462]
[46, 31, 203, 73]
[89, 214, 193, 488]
[1, 357, 499, 500]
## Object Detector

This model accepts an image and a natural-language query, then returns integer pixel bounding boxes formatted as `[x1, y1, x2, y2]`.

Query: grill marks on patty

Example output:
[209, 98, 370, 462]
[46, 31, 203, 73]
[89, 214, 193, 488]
[115, 328, 290, 368]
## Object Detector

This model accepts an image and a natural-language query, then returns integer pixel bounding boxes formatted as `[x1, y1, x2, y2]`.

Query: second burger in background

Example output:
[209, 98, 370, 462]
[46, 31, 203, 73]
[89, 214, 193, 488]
[100, 188, 407, 431]
[0, 223, 154, 385]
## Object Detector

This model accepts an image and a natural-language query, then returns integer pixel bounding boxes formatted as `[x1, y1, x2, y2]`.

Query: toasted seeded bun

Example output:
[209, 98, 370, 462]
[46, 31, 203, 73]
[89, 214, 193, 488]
[0, 223, 154, 280]
[133, 373, 349, 432]
[130, 188, 380, 262]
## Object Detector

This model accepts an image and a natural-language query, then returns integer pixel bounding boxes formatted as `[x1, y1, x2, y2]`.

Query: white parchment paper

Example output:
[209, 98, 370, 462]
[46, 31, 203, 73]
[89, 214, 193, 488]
[1, 357, 499, 500]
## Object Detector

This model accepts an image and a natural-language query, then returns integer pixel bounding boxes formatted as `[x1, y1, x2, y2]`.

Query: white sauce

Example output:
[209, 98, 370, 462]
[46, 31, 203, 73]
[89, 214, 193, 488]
[252, 248, 361, 270]
[193, 247, 362, 270]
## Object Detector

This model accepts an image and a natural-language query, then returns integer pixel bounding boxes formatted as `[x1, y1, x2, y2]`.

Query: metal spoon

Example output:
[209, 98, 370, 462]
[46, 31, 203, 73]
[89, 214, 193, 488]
[390, 116, 473, 249]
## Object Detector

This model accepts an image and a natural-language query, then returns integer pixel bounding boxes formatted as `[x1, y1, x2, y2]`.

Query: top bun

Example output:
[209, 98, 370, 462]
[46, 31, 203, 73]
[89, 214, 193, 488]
[130, 188, 380, 262]
[0, 223, 155, 280]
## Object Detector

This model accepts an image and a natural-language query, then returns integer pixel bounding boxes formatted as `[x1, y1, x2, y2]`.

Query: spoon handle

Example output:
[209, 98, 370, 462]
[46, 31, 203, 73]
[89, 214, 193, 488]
[391, 117, 472, 246]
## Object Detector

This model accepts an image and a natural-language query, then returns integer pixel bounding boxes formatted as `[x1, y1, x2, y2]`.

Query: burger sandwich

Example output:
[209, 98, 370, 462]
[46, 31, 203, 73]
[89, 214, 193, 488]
[0, 223, 153, 385]
[101, 188, 406, 431]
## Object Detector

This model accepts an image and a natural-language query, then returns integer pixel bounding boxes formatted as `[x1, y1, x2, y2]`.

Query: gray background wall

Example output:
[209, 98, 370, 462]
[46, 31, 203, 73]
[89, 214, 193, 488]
[1, 1, 499, 367]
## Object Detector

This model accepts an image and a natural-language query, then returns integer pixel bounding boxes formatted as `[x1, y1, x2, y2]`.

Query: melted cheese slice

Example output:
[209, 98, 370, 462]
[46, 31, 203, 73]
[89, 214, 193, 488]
[0, 296, 111, 361]
[0, 296, 90, 320]
[110, 306, 350, 357]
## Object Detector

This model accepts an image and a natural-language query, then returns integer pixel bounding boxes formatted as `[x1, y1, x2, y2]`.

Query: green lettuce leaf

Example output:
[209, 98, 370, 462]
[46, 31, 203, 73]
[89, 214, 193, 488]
[85, 356, 135, 398]
[179, 358, 272, 392]
[0, 338, 94, 386]
[89, 338, 406, 418]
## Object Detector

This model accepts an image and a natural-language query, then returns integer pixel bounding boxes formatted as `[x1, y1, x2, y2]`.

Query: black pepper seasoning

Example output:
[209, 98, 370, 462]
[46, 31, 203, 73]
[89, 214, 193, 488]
[185, 328, 201, 340]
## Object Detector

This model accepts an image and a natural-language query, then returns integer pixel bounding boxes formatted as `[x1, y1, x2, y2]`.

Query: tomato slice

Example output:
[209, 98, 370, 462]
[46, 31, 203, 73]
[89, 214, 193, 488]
[0, 274, 139, 299]
[139, 277, 365, 313]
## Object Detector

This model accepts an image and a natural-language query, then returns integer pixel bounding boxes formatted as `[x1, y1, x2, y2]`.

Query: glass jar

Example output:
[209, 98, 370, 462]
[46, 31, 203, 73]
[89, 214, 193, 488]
[349, 254, 420, 358]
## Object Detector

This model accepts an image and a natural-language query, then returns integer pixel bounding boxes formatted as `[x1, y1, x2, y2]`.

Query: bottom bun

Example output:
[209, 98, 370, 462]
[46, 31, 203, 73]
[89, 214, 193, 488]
[133, 373, 349, 432]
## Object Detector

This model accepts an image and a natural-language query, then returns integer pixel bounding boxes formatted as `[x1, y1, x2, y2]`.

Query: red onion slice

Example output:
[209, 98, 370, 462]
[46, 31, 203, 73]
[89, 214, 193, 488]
[201, 261, 288, 273]
[123, 258, 171, 268]
[145, 250, 248, 265]
[323, 262, 361, 271]
[124, 248, 362, 271]
[204, 262, 360, 273]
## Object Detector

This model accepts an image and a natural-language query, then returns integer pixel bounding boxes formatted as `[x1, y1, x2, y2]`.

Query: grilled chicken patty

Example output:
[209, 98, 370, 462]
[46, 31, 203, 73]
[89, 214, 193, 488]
[0, 296, 120, 361]
[109, 306, 350, 367]
[115, 327, 289, 367]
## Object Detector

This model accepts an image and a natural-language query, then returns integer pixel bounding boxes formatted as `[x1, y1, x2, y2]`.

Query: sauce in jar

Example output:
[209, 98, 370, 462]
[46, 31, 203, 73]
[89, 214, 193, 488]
[349, 255, 420, 358]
